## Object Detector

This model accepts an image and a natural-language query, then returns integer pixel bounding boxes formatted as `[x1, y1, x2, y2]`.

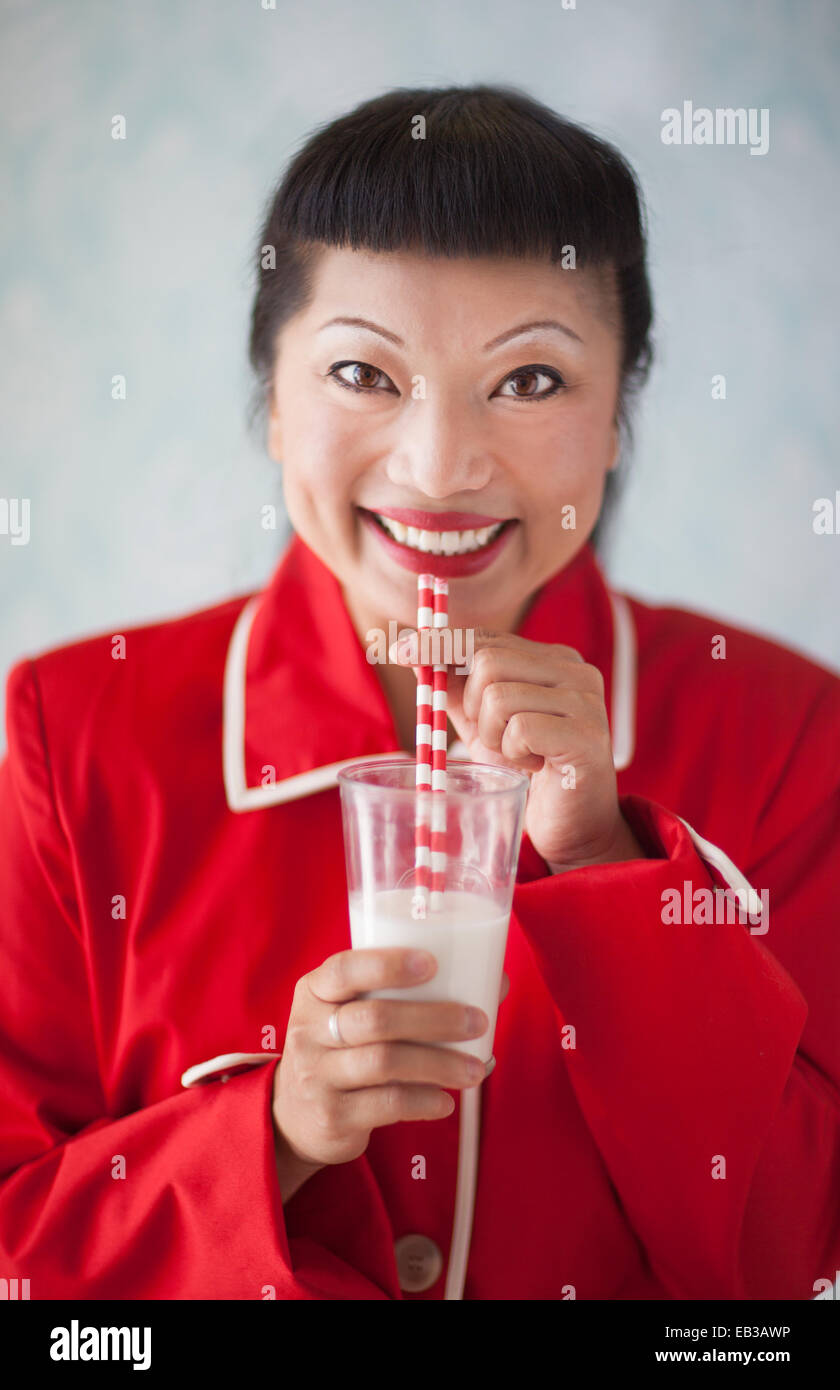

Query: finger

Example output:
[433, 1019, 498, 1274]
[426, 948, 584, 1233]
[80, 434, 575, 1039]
[443, 680, 537, 771]
[337, 1084, 456, 1129]
[500, 710, 612, 766]
[499, 971, 510, 1004]
[324, 995, 488, 1048]
[461, 645, 599, 723]
[326, 1039, 485, 1092]
[441, 680, 482, 757]
[477, 682, 606, 752]
[307, 947, 438, 1007]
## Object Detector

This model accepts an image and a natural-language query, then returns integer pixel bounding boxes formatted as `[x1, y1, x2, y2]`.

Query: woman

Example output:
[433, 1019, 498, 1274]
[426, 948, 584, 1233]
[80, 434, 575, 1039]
[1, 85, 838, 1302]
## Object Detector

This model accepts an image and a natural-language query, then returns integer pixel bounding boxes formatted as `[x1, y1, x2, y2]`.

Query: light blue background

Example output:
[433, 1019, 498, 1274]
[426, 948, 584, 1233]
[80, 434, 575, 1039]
[2, 0, 839, 752]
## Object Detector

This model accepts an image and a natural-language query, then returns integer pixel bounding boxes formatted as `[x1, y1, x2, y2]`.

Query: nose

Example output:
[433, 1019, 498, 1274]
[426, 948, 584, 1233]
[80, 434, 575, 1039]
[384, 391, 495, 499]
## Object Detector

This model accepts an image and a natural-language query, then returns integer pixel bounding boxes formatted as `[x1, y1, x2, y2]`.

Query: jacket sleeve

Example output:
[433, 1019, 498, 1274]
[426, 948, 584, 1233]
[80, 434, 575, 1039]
[511, 772, 840, 1301]
[0, 660, 401, 1300]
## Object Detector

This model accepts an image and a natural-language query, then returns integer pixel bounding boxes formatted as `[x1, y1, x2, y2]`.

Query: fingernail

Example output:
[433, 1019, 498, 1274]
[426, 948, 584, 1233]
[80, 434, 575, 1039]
[407, 950, 434, 975]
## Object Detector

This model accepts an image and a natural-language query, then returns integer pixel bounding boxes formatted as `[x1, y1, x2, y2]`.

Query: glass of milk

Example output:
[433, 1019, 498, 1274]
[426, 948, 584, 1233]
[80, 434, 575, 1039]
[337, 759, 529, 1065]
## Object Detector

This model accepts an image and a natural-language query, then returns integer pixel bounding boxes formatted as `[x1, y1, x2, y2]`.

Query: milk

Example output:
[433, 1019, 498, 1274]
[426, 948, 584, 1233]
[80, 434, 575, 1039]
[348, 888, 510, 1062]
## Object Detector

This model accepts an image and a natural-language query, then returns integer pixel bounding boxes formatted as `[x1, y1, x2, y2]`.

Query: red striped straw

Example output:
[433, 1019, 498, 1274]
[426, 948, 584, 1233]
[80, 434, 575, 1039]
[430, 578, 449, 910]
[411, 574, 434, 919]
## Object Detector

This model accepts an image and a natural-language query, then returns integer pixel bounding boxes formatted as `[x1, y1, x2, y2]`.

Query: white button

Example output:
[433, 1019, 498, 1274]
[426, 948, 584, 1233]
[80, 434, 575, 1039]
[394, 1234, 443, 1292]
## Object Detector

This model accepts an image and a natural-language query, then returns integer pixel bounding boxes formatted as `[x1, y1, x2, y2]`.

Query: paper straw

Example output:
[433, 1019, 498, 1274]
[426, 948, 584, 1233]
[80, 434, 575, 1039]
[412, 574, 434, 920]
[430, 578, 448, 910]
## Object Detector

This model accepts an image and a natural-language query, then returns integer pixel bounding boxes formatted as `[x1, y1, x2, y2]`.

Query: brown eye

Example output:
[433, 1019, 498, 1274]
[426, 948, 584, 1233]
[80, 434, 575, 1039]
[352, 364, 379, 388]
[329, 361, 397, 394]
[494, 365, 564, 402]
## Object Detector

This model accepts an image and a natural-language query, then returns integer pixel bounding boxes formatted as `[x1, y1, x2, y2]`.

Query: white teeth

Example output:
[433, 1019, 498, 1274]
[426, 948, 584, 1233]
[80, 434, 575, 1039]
[373, 513, 506, 554]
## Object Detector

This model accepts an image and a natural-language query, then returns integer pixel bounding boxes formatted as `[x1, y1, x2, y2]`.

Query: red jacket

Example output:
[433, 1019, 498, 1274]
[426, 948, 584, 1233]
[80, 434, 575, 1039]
[1, 536, 838, 1300]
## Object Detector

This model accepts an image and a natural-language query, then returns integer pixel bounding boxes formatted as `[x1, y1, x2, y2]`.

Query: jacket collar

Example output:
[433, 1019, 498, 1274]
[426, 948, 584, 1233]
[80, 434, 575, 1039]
[222, 534, 636, 811]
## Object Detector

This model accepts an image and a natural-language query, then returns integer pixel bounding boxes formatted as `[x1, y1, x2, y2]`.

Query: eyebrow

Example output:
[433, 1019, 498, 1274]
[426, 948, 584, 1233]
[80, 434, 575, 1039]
[316, 315, 584, 351]
[318, 316, 405, 346]
[483, 319, 583, 350]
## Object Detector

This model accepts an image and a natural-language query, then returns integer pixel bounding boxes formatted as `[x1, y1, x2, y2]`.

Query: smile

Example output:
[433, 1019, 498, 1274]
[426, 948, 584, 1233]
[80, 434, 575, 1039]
[357, 506, 518, 577]
[369, 512, 507, 555]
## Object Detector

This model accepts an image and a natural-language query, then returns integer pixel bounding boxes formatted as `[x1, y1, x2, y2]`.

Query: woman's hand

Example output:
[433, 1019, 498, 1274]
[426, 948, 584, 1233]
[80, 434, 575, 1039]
[393, 628, 644, 873]
[272, 950, 509, 1194]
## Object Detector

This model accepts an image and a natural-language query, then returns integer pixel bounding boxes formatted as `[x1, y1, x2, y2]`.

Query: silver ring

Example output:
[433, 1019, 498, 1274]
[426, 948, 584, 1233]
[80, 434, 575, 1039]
[328, 1005, 346, 1047]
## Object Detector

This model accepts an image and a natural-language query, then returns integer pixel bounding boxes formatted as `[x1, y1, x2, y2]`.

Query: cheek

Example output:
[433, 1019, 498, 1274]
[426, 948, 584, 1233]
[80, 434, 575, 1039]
[508, 408, 612, 506]
[276, 387, 364, 501]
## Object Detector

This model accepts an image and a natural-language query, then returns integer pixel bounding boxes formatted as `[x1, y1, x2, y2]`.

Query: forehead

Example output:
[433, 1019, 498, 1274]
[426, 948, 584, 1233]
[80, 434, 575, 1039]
[296, 246, 620, 345]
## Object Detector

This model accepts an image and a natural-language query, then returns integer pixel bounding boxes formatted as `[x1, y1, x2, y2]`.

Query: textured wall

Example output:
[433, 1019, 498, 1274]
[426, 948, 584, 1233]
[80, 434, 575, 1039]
[2, 0, 839, 749]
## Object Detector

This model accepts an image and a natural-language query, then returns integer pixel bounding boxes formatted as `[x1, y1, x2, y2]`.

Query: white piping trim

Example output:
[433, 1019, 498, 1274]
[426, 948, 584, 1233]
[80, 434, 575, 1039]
[674, 815, 765, 920]
[608, 591, 636, 771]
[445, 1086, 481, 1299]
[222, 595, 397, 811]
[180, 1052, 280, 1088]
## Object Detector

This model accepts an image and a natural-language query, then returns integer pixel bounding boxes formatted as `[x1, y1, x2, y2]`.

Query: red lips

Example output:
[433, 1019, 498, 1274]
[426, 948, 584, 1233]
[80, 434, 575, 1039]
[358, 508, 518, 577]
[361, 507, 511, 531]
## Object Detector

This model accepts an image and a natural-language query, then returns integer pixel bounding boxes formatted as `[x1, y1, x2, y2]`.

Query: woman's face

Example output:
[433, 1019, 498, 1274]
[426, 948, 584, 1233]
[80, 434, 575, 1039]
[267, 248, 623, 635]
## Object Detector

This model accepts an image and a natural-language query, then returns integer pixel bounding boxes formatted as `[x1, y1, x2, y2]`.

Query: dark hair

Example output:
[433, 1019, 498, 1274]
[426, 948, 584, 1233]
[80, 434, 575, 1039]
[247, 84, 654, 552]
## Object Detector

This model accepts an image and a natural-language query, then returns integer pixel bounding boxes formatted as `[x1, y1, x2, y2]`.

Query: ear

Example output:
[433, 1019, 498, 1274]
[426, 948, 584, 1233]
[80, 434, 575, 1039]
[267, 386, 283, 464]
